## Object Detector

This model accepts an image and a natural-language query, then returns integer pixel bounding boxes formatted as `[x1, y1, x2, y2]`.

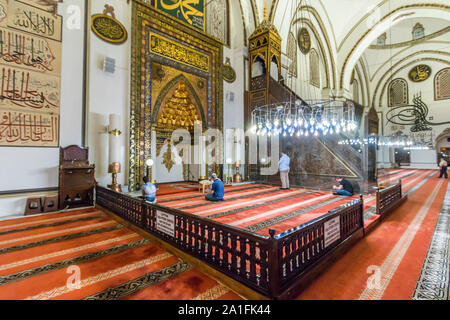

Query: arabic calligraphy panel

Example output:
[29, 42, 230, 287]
[5, 0, 62, 42]
[0, 66, 60, 113]
[409, 64, 432, 83]
[155, 0, 205, 32]
[0, 0, 61, 147]
[0, 110, 58, 146]
[149, 32, 210, 72]
[0, 27, 61, 75]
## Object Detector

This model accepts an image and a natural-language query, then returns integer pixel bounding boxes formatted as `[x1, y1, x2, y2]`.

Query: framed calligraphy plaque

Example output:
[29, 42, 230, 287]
[298, 28, 311, 55]
[223, 62, 236, 83]
[91, 7, 128, 45]
[155, 0, 205, 32]
[409, 65, 432, 83]
[0, 0, 61, 147]
[7, 0, 62, 42]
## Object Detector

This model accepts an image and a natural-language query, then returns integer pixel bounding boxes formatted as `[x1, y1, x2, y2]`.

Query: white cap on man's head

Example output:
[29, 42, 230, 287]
[211, 173, 218, 179]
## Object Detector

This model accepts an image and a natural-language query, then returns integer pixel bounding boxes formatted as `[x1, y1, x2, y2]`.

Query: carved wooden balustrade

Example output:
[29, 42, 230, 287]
[376, 180, 406, 218]
[96, 186, 364, 299]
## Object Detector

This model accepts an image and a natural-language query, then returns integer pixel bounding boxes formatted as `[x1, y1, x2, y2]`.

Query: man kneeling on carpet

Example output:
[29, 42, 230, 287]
[141, 176, 157, 203]
[332, 177, 354, 197]
[205, 173, 224, 202]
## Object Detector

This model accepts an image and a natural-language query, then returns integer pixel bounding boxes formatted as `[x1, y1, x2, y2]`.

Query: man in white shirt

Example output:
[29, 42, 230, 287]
[278, 151, 291, 190]
[439, 158, 448, 179]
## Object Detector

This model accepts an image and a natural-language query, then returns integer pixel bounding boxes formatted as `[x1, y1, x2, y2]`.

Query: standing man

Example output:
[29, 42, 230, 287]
[439, 158, 448, 179]
[205, 173, 225, 201]
[279, 151, 291, 190]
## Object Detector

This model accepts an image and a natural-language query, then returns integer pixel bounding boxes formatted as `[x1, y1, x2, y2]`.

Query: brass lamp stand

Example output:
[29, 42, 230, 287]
[108, 162, 122, 193]
[234, 162, 242, 183]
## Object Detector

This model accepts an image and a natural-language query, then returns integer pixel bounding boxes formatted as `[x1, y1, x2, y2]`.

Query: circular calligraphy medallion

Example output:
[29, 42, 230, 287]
[298, 28, 311, 55]
[408, 65, 432, 82]
[91, 14, 128, 44]
[223, 64, 236, 83]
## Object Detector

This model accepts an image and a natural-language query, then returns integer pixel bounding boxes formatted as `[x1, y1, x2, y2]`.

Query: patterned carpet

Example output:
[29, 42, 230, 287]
[296, 170, 450, 300]
[0, 169, 445, 300]
[0, 209, 242, 300]
[158, 169, 432, 236]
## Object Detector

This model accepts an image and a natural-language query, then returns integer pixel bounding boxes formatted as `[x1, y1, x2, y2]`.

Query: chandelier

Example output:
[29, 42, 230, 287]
[338, 132, 433, 150]
[250, 100, 357, 138]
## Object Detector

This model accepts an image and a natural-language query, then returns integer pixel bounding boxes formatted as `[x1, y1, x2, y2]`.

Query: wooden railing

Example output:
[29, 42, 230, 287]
[272, 196, 364, 297]
[376, 180, 405, 218]
[96, 186, 364, 299]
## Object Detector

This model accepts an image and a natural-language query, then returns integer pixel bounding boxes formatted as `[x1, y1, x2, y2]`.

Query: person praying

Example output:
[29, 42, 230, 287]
[278, 151, 291, 190]
[333, 177, 354, 196]
[141, 176, 157, 203]
[205, 173, 225, 202]
[439, 158, 448, 179]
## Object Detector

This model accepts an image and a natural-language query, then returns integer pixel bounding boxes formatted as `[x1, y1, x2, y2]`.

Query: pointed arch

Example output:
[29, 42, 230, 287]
[151, 74, 206, 127]
[435, 67, 450, 100]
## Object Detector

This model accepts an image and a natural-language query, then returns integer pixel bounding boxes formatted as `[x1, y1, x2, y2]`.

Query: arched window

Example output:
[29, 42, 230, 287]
[353, 79, 359, 104]
[251, 56, 265, 78]
[309, 49, 320, 88]
[206, 0, 229, 45]
[388, 78, 409, 107]
[435, 68, 450, 101]
[270, 56, 279, 81]
[287, 32, 298, 78]
[377, 33, 387, 45]
[412, 23, 425, 40]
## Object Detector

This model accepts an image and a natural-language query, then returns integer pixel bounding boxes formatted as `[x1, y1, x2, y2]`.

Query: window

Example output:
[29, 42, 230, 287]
[309, 49, 320, 88]
[435, 68, 450, 101]
[251, 56, 265, 78]
[287, 32, 298, 77]
[270, 56, 279, 81]
[206, 0, 229, 45]
[388, 78, 408, 107]
[377, 33, 387, 45]
[412, 23, 425, 40]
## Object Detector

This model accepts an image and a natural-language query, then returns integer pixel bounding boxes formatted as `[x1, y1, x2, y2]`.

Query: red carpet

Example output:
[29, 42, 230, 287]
[0, 209, 242, 300]
[296, 170, 449, 300]
[1, 169, 445, 300]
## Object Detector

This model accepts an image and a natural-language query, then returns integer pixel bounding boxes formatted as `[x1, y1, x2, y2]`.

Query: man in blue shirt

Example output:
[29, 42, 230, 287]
[205, 173, 224, 201]
[333, 177, 354, 196]
[141, 176, 157, 203]
[278, 151, 291, 190]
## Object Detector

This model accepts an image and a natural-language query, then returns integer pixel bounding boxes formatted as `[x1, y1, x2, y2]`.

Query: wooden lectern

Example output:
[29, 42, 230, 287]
[59, 145, 96, 210]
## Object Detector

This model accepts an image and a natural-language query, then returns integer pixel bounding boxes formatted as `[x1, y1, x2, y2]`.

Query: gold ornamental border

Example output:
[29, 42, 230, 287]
[148, 32, 210, 73]
[129, 0, 223, 191]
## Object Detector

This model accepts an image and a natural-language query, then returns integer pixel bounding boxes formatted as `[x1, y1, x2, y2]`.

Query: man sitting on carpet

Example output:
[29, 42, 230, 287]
[205, 173, 224, 202]
[141, 176, 157, 203]
[332, 177, 354, 197]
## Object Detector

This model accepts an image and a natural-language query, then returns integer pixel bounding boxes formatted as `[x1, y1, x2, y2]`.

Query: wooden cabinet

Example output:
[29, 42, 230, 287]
[59, 145, 96, 210]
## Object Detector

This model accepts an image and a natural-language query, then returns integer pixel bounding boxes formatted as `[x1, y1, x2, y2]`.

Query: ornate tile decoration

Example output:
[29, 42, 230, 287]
[129, 1, 223, 191]
[412, 183, 450, 300]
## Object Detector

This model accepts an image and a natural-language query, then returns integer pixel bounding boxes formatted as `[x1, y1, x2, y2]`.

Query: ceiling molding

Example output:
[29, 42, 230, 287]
[340, 3, 450, 90]
[373, 56, 450, 108]
[292, 5, 337, 89]
[293, 18, 330, 89]
[370, 46, 450, 82]
[369, 25, 450, 49]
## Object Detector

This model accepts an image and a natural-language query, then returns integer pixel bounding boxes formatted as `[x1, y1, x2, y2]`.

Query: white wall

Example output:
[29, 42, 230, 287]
[0, 0, 85, 192]
[409, 150, 438, 169]
[0, 0, 85, 216]
[86, 0, 131, 188]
